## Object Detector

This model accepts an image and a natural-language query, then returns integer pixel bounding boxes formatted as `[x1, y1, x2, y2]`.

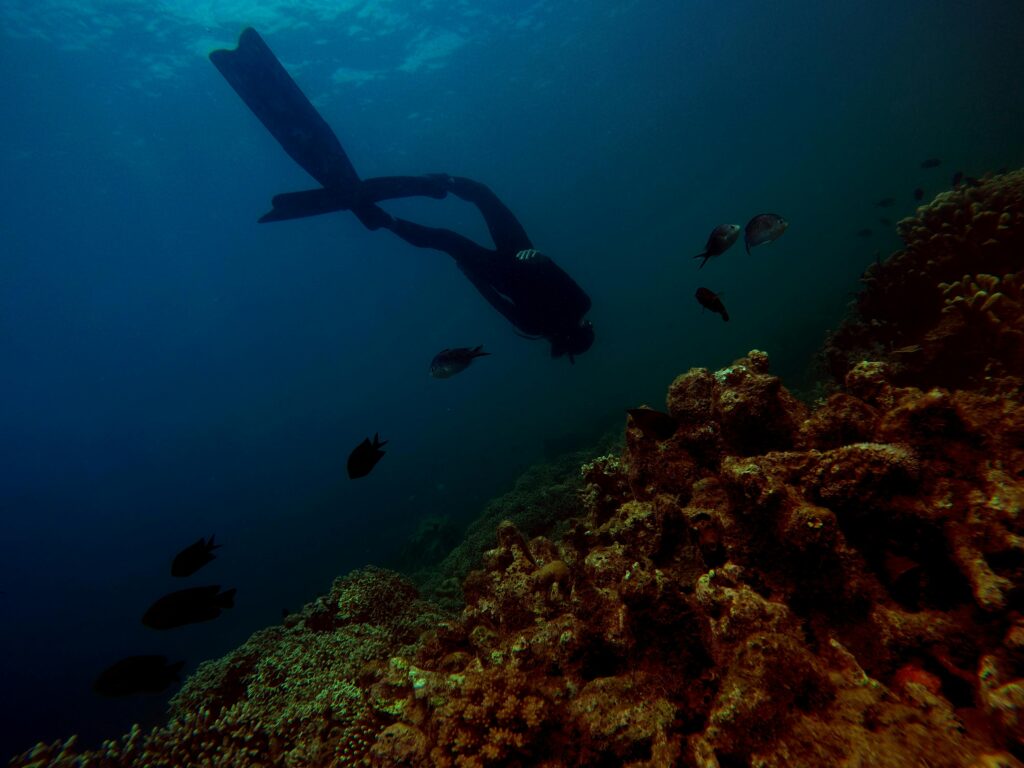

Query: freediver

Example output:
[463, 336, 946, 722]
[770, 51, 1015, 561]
[210, 28, 595, 362]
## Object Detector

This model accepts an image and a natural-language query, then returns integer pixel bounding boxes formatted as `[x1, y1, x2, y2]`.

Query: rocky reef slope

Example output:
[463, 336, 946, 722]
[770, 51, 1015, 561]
[11, 172, 1024, 767]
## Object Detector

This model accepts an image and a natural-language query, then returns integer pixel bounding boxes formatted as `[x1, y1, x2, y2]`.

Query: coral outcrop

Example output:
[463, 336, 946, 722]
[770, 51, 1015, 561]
[825, 168, 1024, 389]
[10, 567, 448, 767]
[355, 351, 1024, 767]
[11, 168, 1024, 768]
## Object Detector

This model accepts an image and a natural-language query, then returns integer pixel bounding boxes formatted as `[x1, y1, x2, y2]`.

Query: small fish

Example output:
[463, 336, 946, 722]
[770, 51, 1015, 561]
[878, 217, 892, 227]
[695, 287, 729, 322]
[964, 176, 982, 188]
[626, 407, 677, 440]
[856, 228, 873, 238]
[875, 198, 895, 208]
[951, 170, 964, 187]
[347, 433, 387, 479]
[171, 535, 220, 577]
[94, 656, 184, 697]
[142, 585, 236, 630]
[693, 223, 741, 268]
[430, 346, 490, 378]
[919, 157, 941, 168]
[913, 187, 924, 201]
[743, 214, 788, 255]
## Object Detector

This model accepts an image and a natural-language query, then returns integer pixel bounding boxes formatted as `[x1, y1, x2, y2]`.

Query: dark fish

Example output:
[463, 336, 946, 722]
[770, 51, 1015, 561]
[964, 176, 982, 188]
[347, 433, 387, 479]
[878, 217, 892, 227]
[142, 585, 236, 630]
[94, 656, 184, 697]
[875, 198, 895, 208]
[693, 223, 741, 268]
[913, 187, 924, 201]
[743, 214, 788, 255]
[856, 228, 873, 238]
[951, 170, 963, 187]
[695, 287, 729, 322]
[171, 535, 220, 577]
[919, 157, 941, 168]
[627, 407, 677, 440]
[429, 346, 490, 378]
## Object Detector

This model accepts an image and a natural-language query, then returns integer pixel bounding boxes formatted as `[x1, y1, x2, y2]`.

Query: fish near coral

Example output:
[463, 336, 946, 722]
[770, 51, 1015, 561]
[626, 407, 677, 440]
[876, 197, 896, 208]
[695, 287, 729, 322]
[914, 187, 924, 201]
[93, 655, 184, 697]
[743, 213, 788, 254]
[171, 535, 220, 577]
[693, 223, 741, 269]
[142, 585, 236, 630]
[430, 346, 490, 378]
[919, 157, 941, 168]
[347, 433, 387, 478]
[855, 228, 873, 238]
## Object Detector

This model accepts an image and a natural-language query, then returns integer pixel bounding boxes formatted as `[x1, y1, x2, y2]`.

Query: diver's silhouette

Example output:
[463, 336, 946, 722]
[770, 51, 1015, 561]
[210, 28, 594, 362]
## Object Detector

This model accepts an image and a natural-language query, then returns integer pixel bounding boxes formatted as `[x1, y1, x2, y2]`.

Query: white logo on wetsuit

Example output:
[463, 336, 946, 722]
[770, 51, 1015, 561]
[515, 249, 540, 261]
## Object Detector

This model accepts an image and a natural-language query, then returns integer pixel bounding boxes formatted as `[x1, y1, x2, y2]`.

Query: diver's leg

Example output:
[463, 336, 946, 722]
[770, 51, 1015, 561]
[257, 175, 450, 224]
[386, 216, 483, 256]
[447, 177, 533, 252]
[210, 28, 360, 190]
[357, 176, 450, 203]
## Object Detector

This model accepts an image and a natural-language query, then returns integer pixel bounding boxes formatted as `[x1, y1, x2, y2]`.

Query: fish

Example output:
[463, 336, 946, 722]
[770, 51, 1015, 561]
[856, 228, 873, 238]
[913, 187, 924, 201]
[875, 197, 895, 208]
[347, 433, 387, 479]
[743, 214, 788, 255]
[626, 407, 677, 440]
[878, 217, 892, 227]
[951, 170, 964, 187]
[693, 223, 741, 268]
[695, 287, 729, 322]
[429, 346, 490, 378]
[171, 535, 220, 577]
[142, 585, 236, 630]
[93, 655, 184, 697]
[919, 157, 941, 168]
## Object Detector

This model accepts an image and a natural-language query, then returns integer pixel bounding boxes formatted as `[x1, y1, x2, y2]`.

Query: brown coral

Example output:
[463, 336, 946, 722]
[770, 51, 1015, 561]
[824, 168, 1024, 389]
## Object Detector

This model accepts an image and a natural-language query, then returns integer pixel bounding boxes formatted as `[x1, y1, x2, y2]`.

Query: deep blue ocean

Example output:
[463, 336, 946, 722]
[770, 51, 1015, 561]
[2, 0, 1023, 757]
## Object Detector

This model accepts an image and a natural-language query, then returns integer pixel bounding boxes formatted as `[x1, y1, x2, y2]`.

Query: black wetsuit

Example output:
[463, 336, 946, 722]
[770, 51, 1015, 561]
[210, 28, 594, 360]
[352, 176, 592, 352]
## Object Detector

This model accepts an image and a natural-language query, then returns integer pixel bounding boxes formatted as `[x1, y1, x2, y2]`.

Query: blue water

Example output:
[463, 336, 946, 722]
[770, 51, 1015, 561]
[2, 0, 1023, 756]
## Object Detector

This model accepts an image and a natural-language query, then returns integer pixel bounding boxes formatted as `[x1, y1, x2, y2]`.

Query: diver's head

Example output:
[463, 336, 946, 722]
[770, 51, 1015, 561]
[550, 319, 594, 364]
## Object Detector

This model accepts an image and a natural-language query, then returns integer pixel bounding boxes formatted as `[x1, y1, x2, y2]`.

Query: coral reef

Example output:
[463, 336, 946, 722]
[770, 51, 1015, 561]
[9, 567, 449, 768]
[410, 432, 620, 612]
[355, 351, 1024, 767]
[12, 363, 1024, 768]
[825, 168, 1024, 389]
[11, 172, 1024, 767]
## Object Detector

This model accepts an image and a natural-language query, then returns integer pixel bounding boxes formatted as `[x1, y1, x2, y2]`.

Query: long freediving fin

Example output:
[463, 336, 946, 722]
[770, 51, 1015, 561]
[210, 28, 360, 190]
